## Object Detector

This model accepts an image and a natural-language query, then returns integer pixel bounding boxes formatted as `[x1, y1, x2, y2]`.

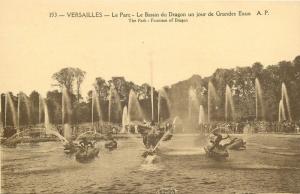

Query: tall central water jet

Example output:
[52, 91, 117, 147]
[225, 85, 235, 121]
[280, 83, 292, 121]
[255, 78, 265, 120]
[208, 81, 218, 123]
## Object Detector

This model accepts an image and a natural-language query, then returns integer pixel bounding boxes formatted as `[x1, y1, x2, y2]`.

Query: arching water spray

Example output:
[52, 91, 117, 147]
[158, 88, 171, 123]
[281, 83, 292, 121]
[128, 90, 144, 123]
[6, 93, 17, 128]
[38, 95, 67, 143]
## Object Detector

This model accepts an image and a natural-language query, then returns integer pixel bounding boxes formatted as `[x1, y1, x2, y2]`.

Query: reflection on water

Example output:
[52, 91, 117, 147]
[1, 134, 300, 193]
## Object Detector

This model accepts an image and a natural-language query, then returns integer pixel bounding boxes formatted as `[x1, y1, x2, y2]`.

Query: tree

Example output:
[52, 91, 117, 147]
[110, 77, 127, 101]
[140, 83, 152, 99]
[52, 67, 76, 93]
[94, 77, 109, 101]
[74, 68, 86, 102]
[294, 55, 300, 69]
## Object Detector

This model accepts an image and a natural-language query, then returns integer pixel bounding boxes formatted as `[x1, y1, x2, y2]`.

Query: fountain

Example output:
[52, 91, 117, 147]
[198, 105, 205, 124]
[128, 90, 144, 123]
[255, 78, 265, 120]
[188, 87, 199, 121]
[93, 89, 102, 124]
[40, 95, 68, 143]
[19, 92, 31, 125]
[16, 93, 30, 129]
[278, 99, 286, 122]
[5, 93, 17, 128]
[121, 106, 129, 133]
[91, 88, 102, 132]
[42, 99, 50, 129]
[157, 89, 172, 124]
[108, 86, 122, 123]
[225, 85, 235, 121]
[207, 81, 218, 123]
[62, 87, 72, 141]
[159, 89, 171, 111]
[280, 83, 292, 121]
[3, 93, 69, 145]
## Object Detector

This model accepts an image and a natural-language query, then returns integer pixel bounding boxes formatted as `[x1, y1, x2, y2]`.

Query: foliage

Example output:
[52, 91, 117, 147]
[1, 55, 300, 127]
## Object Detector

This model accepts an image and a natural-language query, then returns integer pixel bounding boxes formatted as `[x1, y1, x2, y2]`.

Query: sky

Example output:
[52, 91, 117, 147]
[0, 1, 300, 97]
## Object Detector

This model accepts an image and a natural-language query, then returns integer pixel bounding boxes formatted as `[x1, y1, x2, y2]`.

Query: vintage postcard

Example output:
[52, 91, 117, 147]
[1, 1, 300, 193]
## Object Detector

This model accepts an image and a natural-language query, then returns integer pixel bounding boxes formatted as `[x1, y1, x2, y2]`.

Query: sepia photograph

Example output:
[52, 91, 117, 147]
[1, 1, 300, 193]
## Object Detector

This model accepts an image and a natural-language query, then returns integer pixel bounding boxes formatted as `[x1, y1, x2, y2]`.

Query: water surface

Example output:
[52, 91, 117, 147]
[1, 134, 300, 193]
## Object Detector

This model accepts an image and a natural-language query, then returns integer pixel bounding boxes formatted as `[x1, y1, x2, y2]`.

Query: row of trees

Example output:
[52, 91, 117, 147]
[1, 56, 300, 128]
[0, 68, 169, 126]
[169, 56, 300, 126]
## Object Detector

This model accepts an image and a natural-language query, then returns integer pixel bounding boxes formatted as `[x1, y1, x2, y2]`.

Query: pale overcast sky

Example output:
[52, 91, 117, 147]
[1, 1, 300, 97]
